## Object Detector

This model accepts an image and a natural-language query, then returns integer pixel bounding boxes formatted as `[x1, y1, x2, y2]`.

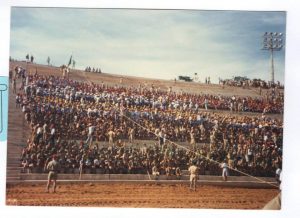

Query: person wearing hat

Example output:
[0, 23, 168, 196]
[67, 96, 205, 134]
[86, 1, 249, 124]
[188, 160, 198, 191]
[46, 155, 60, 193]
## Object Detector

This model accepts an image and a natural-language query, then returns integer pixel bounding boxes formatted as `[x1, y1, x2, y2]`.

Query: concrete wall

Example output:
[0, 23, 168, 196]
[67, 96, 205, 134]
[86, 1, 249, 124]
[20, 173, 273, 182]
[19, 173, 277, 188]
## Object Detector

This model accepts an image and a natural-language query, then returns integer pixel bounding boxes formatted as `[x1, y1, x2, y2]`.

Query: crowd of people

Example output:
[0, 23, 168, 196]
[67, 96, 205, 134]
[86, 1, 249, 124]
[220, 77, 284, 90]
[11, 67, 283, 178]
[20, 135, 282, 178]
[84, 66, 102, 73]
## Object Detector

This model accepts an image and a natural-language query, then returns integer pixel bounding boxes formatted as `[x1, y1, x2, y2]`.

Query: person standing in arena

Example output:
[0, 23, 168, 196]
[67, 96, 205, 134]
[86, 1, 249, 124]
[263, 166, 282, 210]
[220, 159, 229, 181]
[275, 165, 282, 185]
[188, 161, 198, 191]
[46, 155, 60, 193]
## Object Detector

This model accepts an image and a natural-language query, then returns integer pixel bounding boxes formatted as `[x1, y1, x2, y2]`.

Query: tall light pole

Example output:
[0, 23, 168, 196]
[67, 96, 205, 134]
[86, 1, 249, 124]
[262, 32, 284, 84]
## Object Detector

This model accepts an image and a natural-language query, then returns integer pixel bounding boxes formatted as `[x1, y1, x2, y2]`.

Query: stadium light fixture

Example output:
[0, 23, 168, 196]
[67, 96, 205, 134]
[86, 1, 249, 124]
[262, 32, 284, 84]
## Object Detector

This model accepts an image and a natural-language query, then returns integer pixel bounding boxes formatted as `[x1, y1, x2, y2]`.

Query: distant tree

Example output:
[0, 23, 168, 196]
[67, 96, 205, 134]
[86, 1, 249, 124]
[30, 55, 34, 63]
[47, 56, 51, 66]
[26, 54, 29, 62]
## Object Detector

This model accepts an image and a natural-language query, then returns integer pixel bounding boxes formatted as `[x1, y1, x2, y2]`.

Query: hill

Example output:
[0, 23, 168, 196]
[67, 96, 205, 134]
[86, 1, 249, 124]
[10, 61, 267, 98]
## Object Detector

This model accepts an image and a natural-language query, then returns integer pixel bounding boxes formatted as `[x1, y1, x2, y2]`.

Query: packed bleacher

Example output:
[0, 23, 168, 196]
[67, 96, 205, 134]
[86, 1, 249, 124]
[12, 66, 283, 178]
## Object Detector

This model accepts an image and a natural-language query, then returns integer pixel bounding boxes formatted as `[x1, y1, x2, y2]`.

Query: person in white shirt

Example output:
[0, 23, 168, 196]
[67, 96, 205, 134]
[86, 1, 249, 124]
[204, 98, 208, 110]
[35, 125, 43, 144]
[263, 166, 282, 210]
[221, 160, 229, 181]
[49, 125, 56, 145]
[188, 162, 198, 191]
[158, 129, 165, 150]
[152, 165, 160, 180]
[86, 123, 95, 147]
[43, 123, 48, 141]
[275, 165, 282, 187]
[108, 129, 115, 145]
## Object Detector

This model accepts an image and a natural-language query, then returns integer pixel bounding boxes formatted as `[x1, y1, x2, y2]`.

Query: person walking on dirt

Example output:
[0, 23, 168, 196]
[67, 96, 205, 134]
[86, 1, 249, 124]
[46, 155, 60, 193]
[188, 161, 198, 191]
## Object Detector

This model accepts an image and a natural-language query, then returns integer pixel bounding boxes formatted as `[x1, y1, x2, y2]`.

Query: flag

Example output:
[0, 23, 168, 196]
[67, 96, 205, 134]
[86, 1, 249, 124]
[68, 55, 72, 67]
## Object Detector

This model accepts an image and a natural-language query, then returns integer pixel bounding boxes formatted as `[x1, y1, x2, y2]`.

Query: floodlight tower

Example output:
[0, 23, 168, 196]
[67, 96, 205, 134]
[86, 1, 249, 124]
[262, 32, 284, 84]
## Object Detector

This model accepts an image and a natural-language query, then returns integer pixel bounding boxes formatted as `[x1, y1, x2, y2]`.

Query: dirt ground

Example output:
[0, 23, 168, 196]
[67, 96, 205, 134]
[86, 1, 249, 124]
[6, 183, 279, 209]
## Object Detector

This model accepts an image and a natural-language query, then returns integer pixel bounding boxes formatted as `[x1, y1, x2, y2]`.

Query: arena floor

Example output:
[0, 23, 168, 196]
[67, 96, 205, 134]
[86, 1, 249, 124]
[6, 182, 279, 209]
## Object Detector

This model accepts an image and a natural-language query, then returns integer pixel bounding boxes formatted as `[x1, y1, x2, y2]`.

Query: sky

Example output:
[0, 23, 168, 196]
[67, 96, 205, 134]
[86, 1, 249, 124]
[10, 8, 286, 84]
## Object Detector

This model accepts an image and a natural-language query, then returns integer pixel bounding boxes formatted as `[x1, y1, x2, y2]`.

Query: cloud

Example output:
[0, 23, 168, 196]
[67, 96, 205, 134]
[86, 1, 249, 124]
[9, 8, 286, 83]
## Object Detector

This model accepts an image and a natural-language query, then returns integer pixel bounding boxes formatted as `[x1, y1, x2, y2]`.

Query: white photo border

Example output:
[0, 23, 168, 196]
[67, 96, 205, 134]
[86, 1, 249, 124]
[0, 1, 299, 218]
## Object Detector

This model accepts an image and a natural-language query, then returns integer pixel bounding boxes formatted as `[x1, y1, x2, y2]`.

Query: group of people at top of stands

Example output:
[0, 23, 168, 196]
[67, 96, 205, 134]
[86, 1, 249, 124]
[220, 77, 284, 90]
[10, 66, 283, 178]
[84, 66, 102, 73]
